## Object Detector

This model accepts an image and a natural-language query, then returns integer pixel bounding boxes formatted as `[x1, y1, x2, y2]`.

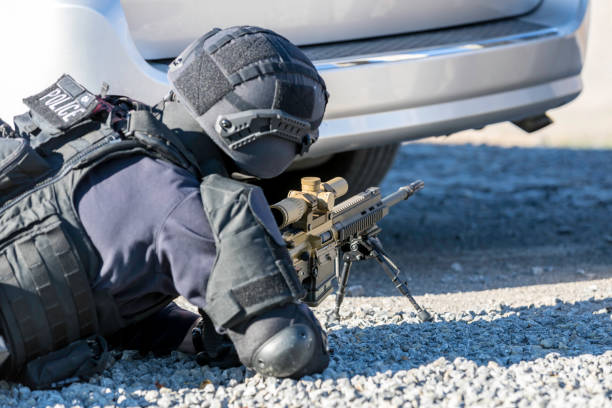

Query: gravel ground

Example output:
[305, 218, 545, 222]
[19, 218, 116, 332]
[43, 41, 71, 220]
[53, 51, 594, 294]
[1, 142, 611, 407]
[1, 289, 610, 408]
[358, 143, 612, 297]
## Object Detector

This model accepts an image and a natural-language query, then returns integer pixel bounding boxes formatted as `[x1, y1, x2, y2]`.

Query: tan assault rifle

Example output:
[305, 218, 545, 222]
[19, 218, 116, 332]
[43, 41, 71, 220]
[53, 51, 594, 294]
[271, 176, 432, 321]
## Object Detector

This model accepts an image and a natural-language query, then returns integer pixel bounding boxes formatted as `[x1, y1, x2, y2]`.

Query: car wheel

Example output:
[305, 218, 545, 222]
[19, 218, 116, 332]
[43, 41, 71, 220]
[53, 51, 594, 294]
[260, 143, 400, 204]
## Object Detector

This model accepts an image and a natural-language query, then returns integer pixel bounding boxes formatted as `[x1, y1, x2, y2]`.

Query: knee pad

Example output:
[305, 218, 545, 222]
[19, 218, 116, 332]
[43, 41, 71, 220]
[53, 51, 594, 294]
[227, 303, 329, 378]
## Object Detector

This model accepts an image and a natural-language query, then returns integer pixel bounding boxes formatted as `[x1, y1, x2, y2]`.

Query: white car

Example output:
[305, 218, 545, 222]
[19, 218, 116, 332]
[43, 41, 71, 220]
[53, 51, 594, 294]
[0, 0, 590, 192]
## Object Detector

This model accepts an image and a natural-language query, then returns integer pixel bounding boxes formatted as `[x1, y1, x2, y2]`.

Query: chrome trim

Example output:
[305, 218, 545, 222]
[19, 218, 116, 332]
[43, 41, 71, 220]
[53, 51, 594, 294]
[314, 28, 558, 70]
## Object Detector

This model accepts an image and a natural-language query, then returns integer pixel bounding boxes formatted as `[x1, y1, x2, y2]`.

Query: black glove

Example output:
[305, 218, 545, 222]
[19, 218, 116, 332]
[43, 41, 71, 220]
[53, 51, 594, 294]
[193, 310, 241, 369]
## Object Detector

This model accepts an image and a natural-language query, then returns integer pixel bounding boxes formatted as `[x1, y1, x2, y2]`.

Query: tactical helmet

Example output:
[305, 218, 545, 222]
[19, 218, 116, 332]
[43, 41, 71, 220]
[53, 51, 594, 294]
[167, 26, 328, 179]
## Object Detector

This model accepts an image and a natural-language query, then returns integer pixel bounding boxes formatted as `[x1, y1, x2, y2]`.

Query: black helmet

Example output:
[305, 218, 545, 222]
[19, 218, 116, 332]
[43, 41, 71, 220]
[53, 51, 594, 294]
[167, 26, 328, 179]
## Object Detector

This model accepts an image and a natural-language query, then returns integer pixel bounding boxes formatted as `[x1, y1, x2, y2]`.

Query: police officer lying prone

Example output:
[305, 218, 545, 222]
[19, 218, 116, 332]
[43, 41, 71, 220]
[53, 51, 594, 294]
[0, 26, 330, 388]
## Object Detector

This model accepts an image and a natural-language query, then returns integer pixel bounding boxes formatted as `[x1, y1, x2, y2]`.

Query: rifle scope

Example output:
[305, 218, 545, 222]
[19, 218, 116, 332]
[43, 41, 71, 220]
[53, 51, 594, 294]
[271, 176, 349, 228]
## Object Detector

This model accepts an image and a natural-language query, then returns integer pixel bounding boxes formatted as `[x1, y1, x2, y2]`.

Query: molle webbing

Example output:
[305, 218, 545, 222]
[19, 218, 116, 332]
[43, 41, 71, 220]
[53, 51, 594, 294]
[0, 109, 198, 375]
[0, 220, 98, 371]
[0, 122, 113, 210]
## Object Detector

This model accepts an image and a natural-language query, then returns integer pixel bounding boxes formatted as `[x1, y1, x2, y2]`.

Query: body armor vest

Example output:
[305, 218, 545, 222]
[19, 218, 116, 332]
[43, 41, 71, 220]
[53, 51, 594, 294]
[0, 76, 304, 383]
[0, 76, 201, 377]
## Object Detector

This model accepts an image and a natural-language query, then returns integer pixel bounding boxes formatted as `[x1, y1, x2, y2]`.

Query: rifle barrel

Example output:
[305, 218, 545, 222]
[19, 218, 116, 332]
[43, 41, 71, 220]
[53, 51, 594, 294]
[382, 180, 424, 208]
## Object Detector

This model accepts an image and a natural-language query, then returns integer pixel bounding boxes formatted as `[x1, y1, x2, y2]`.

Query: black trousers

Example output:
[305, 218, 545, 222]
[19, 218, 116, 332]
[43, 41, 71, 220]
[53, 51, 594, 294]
[107, 302, 199, 355]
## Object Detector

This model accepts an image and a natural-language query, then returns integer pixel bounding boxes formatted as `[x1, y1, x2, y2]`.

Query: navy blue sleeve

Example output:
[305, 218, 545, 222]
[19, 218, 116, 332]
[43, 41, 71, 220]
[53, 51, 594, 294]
[156, 189, 216, 309]
[75, 155, 216, 317]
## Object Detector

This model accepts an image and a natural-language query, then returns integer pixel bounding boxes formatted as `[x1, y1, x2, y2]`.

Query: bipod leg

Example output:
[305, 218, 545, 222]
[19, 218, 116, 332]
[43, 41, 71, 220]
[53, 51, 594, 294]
[367, 237, 433, 322]
[334, 248, 341, 282]
[334, 258, 353, 320]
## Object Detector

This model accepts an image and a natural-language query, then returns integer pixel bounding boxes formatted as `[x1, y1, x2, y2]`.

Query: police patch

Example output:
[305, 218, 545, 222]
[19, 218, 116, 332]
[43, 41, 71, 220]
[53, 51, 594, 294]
[22, 74, 97, 130]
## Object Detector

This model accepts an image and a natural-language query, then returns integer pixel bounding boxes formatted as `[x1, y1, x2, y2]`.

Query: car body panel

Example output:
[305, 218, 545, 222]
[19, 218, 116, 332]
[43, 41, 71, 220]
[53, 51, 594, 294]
[121, 0, 542, 59]
[0, 0, 589, 159]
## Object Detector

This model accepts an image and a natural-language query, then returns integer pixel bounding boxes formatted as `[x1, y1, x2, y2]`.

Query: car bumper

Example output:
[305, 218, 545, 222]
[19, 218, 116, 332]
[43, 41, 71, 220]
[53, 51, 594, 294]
[305, 0, 590, 156]
[0, 0, 589, 157]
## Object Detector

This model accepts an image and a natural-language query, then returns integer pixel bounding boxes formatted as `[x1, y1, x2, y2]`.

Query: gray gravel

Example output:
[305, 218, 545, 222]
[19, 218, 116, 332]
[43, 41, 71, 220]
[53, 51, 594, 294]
[1, 293, 610, 408]
[1, 143, 611, 407]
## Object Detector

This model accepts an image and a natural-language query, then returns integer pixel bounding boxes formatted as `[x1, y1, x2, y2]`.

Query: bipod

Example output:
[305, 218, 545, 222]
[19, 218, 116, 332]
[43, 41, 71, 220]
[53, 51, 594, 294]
[334, 233, 433, 322]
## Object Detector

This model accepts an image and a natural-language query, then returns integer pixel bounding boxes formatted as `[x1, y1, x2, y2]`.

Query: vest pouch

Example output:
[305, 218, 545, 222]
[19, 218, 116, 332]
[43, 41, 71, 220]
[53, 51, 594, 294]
[21, 335, 110, 389]
[0, 137, 50, 197]
[0, 214, 99, 378]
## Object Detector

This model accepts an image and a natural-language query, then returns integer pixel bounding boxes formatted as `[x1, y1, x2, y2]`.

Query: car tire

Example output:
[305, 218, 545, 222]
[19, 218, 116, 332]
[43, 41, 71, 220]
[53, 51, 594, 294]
[260, 143, 400, 204]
